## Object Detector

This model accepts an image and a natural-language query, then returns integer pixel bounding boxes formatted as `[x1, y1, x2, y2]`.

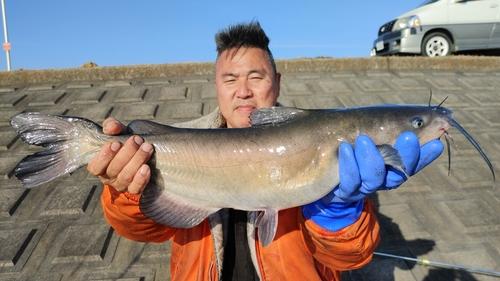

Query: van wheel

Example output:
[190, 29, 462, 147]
[421, 33, 452, 57]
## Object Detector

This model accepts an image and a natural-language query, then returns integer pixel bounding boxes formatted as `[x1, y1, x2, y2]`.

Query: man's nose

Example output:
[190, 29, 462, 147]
[236, 81, 253, 98]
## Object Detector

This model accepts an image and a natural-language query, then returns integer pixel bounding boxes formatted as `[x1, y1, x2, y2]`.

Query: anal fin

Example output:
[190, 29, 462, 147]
[139, 183, 220, 228]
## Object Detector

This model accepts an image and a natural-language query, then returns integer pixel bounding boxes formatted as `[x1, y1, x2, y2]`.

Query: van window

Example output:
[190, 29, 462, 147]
[418, 0, 440, 7]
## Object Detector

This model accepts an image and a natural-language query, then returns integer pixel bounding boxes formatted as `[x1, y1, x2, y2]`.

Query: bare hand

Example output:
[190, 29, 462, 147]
[87, 117, 154, 194]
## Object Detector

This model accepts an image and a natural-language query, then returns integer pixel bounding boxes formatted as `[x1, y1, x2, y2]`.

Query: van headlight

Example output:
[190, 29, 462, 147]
[393, 15, 420, 31]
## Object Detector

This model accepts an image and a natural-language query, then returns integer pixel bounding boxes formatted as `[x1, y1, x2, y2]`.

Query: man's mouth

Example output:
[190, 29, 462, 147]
[235, 105, 256, 111]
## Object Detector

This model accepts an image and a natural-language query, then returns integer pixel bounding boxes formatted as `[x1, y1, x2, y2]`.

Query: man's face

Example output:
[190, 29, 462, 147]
[215, 47, 281, 128]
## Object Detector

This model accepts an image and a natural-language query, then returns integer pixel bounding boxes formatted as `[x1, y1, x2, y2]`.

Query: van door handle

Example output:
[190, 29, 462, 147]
[491, 4, 499, 8]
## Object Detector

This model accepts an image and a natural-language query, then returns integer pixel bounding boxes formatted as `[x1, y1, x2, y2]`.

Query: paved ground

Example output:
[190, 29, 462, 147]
[0, 57, 499, 280]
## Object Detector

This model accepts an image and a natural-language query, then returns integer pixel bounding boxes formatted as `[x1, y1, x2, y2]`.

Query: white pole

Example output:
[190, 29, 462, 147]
[1, 0, 11, 71]
[374, 252, 500, 277]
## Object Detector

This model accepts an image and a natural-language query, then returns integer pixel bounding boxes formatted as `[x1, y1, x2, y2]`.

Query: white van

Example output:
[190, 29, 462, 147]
[371, 0, 500, 57]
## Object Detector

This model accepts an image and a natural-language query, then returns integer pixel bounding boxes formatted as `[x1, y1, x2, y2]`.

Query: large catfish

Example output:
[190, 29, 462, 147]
[10, 105, 495, 247]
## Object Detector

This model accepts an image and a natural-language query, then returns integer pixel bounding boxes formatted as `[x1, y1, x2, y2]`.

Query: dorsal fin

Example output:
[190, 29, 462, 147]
[249, 107, 306, 126]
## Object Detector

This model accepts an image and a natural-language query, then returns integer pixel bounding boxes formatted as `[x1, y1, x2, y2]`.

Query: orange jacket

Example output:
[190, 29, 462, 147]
[101, 185, 380, 281]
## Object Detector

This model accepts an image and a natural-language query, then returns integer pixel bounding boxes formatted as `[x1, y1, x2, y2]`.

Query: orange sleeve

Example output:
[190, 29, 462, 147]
[300, 198, 380, 271]
[101, 184, 176, 242]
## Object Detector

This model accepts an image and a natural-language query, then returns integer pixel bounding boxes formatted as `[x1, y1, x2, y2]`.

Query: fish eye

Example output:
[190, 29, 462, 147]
[411, 116, 424, 129]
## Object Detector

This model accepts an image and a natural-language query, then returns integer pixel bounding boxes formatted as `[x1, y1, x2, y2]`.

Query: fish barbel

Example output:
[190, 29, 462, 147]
[10, 105, 495, 247]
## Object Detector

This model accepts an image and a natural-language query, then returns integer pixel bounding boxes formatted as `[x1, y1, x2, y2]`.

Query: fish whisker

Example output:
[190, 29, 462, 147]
[447, 117, 496, 184]
[437, 96, 449, 109]
[443, 132, 452, 176]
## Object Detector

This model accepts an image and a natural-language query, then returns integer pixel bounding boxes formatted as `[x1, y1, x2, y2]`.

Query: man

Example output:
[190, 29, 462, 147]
[88, 21, 443, 280]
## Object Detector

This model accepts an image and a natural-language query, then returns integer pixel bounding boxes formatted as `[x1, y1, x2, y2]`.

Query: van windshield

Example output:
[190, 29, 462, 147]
[418, 0, 440, 7]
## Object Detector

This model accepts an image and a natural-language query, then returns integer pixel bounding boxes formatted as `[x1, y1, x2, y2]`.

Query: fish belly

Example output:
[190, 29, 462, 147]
[148, 132, 341, 211]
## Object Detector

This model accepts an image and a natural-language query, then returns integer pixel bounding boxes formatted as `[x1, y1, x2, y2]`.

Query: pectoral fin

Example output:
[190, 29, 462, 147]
[255, 208, 279, 247]
[376, 144, 409, 179]
[139, 183, 220, 228]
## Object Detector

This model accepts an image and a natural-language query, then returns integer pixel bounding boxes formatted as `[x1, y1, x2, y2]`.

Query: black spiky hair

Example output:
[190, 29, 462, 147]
[215, 20, 277, 75]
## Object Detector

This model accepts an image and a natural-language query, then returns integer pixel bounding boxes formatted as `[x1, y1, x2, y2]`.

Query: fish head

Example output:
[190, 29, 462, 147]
[406, 105, 453, 146]
[357, 105, 453, 146]
[375, 104, 495, 182]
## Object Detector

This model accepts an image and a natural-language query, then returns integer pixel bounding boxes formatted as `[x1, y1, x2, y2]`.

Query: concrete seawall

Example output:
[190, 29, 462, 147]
[2, 56, 500, 86]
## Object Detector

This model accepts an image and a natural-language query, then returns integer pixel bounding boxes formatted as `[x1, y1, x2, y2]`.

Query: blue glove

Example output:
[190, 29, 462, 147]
[302, 132, 444, 231]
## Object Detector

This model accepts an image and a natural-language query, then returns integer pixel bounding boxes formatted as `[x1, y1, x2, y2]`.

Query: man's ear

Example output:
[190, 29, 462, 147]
[275, 72, 282, 96]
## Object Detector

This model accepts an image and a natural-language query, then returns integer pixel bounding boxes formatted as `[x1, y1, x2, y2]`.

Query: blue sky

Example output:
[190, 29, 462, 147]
[0, 1, 423, 71]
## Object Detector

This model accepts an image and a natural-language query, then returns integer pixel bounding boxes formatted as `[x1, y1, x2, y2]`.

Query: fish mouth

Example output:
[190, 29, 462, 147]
[442, 117, 496, 184]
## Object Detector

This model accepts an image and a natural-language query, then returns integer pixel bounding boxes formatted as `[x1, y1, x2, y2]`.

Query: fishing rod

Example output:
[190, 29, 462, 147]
[373, 252, 500, 278]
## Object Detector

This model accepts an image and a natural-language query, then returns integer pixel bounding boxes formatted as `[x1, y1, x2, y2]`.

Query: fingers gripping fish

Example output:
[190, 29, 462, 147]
[10, 105, 495, 247]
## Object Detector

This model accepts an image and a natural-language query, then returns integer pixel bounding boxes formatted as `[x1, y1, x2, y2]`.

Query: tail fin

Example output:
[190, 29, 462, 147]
[10, 112, 110, 188]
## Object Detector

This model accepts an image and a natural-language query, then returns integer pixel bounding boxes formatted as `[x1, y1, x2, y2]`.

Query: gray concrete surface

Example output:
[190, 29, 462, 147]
[0, 57, 499, 280]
